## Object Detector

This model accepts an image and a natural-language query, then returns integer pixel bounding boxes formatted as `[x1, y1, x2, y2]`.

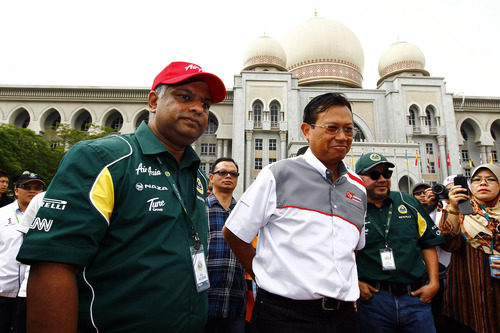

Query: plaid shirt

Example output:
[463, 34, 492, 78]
[206, 193, 246, 318]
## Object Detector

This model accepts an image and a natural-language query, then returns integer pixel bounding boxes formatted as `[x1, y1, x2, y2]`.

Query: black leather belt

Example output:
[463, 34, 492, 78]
[258, 288, 353, 311]
[361, 279, 425, 297]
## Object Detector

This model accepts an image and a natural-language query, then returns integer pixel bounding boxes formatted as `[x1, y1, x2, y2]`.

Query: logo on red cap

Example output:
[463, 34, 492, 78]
[185, 64, 203, 72]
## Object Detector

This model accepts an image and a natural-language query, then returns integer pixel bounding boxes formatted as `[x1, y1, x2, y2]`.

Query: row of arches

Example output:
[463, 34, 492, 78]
[6, 107, 149, 132]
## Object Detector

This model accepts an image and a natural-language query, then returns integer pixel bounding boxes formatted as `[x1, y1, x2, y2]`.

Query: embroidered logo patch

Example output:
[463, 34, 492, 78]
[196, 178, 204, 194]
[346, 191, 362, 202]
[369, 153, 382, 161]
[398, 205, 408, 214]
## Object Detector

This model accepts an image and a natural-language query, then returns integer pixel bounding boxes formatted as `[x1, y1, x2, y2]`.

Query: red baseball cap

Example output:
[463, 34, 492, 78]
[152, 61, 226, 104]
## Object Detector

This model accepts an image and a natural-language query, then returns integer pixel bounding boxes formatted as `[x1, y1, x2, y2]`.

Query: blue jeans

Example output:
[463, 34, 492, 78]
[357, 290, 436, 333]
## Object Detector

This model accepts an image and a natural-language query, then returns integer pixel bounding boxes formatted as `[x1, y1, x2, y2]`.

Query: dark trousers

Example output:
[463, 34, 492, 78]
[0, 296, 25, 333]
[204, 316, 245, 333]
[251, 289, 359, 333]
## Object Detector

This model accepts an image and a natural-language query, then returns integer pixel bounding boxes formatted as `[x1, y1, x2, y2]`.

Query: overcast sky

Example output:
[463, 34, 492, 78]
[1, 0, 498, 97]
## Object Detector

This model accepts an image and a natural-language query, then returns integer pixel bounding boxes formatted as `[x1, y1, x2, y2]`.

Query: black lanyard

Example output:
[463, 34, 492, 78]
[369, 203, 393, 248]
[156, 157, 201, 250]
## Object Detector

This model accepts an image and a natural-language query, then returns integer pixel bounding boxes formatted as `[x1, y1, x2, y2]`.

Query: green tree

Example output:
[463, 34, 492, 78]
[0, 123, 115, 188]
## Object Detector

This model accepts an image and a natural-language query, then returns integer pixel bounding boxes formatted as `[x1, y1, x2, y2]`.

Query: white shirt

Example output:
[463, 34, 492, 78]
[430, 206, 451, 267]
[0, 201, 26, 297]
[225, 150, 366, 301]
[16, 192, 45, 297]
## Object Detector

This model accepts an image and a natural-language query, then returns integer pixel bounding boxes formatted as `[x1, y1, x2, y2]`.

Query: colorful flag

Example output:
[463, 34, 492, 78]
[469, 159, 474, 168]
[480, 155, 483, 165]
[415, 151, 418, 166]
[427, 157, 431, 171]
[438, 155, 441, 169]
[405, 151, 408, 167]
[351, 154, 354, 166]
[447, 153, 451, 166]
[491, 153, 494, 164]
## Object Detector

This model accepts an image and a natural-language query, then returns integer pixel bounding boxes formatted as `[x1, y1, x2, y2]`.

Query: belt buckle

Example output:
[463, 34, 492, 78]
[321, 297, 340, 311]
[388, 284, 407, 296]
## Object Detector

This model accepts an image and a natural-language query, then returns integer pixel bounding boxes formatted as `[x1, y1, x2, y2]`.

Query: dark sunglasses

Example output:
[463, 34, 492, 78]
[18, 183, 44, 191]
[213, 170, 239, 178]
[362, 169, 393, 180]
[413, 190, 426, 196]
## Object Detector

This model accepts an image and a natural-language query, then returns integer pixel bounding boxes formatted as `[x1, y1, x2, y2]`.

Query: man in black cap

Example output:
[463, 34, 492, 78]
[17, 61, 226, 333]
[354, 153, 443, 333]
[412, 183, 431, 206]
[0, 170, 44, 333]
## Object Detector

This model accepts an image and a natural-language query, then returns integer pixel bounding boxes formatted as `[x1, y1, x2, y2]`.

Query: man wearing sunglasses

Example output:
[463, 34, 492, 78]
[223, 93, 367, 332]
[0, 170, 44, 333]
[354, 153, 443, 333]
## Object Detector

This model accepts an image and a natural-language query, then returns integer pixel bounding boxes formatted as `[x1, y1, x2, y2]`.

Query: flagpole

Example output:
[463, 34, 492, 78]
[406, 150, 410, 193]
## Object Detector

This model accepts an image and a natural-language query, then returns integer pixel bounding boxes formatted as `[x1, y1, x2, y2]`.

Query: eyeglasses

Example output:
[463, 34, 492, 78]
[310, 124, 358, 137]
[361, 169, 393, 181]
[213, 170, 239, 178]
[18, 183, 43, 191]
[470, 176, 498, 184]
[413, 190, 426, 196]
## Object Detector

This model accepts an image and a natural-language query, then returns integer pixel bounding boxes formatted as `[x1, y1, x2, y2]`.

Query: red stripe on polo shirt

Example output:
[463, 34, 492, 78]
[276, 205, 361, 232]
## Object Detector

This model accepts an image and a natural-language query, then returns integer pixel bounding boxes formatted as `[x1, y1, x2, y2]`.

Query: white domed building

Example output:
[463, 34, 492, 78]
[1, 15, 498, 197]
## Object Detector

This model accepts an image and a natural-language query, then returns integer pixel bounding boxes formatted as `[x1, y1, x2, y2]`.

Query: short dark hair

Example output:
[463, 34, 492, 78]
[303, 93, 352, 124]
[0, 169, 8, 179]
[211, 157, 239, 173]
[296, 146, 309, 156]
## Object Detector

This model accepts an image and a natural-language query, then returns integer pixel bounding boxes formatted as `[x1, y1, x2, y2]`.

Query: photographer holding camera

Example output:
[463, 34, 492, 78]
[412, 177, 455, 333]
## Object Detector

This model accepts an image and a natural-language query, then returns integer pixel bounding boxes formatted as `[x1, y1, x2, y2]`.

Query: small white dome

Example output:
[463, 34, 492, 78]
[282, 16, 364, 87]
[378, 41, 429, 82]
[243, 35, 287, 71]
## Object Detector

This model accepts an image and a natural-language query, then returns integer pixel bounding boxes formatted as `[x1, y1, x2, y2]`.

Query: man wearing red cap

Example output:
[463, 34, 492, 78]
[17, 62, 226, 333]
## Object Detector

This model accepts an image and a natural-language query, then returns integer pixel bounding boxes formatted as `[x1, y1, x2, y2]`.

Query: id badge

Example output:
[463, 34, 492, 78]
[190, 244, 210, 292]
[379, 247, 396, 271]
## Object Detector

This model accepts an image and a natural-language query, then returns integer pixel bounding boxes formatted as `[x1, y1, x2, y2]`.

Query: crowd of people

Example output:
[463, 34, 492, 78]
[0, 62, 499, 333]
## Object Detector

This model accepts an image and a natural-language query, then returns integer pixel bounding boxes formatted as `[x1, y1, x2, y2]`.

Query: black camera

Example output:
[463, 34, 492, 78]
[432, 183, 449, 200]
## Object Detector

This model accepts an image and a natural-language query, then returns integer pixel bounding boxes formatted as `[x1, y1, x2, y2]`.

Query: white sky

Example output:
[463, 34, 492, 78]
[1, 0, 498, 97]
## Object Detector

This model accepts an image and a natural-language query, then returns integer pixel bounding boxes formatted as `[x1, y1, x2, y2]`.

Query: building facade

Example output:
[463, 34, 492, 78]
[1, 16, 499, 198]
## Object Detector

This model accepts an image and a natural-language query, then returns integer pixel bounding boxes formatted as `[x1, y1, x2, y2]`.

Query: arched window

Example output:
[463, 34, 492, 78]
[425, 106, 436, 128]
[425, 110, 431, 126]
[270, 101, 280, 127]
[12, 108, 30, 128]
[408, 108, 416, 127]
[204, 114, 218, 134]
[353, 124, 365, 142]
[74, 110, 92, 131]
[104, 110, 124, 132]
[253, 101, 263, 127]
[135, 111, 149, 128]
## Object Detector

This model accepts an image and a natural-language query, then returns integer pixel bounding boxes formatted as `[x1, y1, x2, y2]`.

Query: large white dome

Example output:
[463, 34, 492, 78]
[243, 35, 287, 71]
[378, 41, 429, 83]
[282, 16, 364, 87]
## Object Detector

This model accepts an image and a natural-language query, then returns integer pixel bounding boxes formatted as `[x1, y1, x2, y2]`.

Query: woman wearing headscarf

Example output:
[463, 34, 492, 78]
[440, 164, 500, 333]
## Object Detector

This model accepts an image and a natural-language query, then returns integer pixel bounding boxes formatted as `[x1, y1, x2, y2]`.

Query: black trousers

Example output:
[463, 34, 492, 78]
[251, 289, 359, 333]
[0, 296, 25, 333]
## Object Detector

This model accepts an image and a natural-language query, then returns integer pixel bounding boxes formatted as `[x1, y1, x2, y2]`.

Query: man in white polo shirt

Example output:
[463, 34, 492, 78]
[223, 93, 367, 332]
[0, 170, 44, 333]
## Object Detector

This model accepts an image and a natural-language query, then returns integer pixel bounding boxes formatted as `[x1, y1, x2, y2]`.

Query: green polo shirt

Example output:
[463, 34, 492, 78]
[356, 191, 444, 284]
[18, 122, 209, 332]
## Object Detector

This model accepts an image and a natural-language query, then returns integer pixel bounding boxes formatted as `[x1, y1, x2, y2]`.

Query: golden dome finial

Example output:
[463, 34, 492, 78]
[314, 8, 318, 17]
